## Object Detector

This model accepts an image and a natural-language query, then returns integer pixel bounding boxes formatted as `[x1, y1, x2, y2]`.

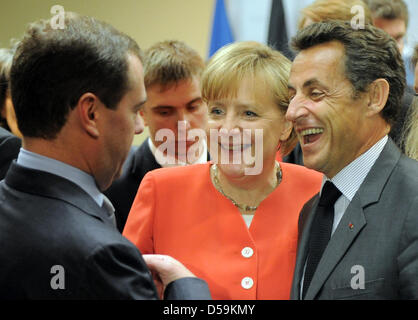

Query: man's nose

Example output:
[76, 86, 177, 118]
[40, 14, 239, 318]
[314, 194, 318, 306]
[285, 95, 308, 123]
[177, 111, 192, 130]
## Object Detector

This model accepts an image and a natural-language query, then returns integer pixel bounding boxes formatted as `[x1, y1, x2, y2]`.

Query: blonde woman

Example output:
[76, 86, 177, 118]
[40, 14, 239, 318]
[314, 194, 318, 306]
[124, 42, 322, 299]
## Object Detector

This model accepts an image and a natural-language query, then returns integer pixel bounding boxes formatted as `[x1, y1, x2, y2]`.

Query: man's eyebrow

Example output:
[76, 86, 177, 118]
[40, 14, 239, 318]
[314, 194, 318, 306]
[149, 97, 203, 109]
[150, 105, 174, 110]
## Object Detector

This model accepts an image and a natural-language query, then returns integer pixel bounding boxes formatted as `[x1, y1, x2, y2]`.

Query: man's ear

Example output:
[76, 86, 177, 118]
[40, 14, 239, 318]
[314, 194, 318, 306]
[366, 78, 390, 117]
[77, 93, 100, 138]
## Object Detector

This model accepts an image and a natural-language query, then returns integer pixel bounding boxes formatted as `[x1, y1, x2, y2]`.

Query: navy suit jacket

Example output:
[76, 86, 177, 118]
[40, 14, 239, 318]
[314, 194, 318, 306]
[0, 162, 210, 299]
[0, 127, 21, 180]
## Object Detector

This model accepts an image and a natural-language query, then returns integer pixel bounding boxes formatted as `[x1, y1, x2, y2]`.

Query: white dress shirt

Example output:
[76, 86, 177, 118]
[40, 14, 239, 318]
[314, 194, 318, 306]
[327, 135, 388, 235]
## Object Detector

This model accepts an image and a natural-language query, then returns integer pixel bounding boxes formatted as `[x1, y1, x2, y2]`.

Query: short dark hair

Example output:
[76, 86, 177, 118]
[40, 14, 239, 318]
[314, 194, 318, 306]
[291, 20, 406, 127]
[11, 13, 142, 139]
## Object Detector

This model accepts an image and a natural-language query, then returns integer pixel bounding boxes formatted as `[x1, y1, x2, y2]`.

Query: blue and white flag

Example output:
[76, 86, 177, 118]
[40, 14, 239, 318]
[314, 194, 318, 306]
[208, 0, 234, 57]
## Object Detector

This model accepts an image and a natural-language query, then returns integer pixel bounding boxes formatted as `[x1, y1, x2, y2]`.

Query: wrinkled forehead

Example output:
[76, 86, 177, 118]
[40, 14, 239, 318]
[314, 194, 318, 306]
[290, 41, 346, 87]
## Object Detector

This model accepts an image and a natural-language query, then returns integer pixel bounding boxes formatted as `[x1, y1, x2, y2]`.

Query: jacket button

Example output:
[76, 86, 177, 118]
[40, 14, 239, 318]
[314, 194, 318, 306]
[241, 277, 254, 289]
[241, 247, 254, 258]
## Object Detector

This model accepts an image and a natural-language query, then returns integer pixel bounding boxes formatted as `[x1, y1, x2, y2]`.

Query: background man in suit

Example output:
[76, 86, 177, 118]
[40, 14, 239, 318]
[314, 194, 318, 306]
[105, 40, 209, 232]
[286, 21, 418, 299]
[0, 13, 210, 299]
[365, 0, 408, 53]
[0, 126, 20, 180]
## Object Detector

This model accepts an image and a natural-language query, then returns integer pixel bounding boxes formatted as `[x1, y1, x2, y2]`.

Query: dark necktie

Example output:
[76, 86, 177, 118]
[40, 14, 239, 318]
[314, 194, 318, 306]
[302, 181, 342, 299]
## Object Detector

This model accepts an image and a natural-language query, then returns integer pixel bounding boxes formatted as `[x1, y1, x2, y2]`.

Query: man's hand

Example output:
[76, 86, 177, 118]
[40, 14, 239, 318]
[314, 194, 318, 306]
[143, 254, 196, 292]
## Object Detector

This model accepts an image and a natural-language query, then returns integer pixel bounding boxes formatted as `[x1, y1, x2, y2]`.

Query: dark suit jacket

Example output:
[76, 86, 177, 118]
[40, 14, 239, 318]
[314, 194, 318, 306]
[0, 162, 210, 300]
[291, 139, 418, 300]
[0, 127, 21, 180]
[105, 138, 210, 232]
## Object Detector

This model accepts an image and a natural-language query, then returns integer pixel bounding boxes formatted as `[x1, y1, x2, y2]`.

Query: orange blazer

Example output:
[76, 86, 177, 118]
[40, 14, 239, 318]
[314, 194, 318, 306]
[123, 162, 322, 300]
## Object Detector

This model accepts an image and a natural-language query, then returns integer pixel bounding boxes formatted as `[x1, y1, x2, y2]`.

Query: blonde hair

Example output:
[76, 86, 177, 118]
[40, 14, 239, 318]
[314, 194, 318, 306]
[144, 40, 205, 90]
[402, 45, 418, 160]
[402, 97, 418, 160]
[299, 0, 373, 30]
[201, 41, 296, 156]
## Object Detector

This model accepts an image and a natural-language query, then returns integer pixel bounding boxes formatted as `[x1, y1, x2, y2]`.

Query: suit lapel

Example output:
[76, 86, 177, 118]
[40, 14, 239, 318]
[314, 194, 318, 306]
[300, 139, 401, 300]
[291, 195, 319, 299]
[304, 197, 367, 299]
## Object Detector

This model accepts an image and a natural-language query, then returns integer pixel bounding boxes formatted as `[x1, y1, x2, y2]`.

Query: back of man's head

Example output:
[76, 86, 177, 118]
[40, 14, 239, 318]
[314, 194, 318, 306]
[144, 40, 205, 90]
[11, 12, 142, 140]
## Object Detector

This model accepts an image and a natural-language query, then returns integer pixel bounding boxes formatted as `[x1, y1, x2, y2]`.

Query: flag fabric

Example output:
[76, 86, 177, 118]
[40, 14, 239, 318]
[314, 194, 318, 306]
[267, 0, 294, 60]
[208, 0, 234, 58]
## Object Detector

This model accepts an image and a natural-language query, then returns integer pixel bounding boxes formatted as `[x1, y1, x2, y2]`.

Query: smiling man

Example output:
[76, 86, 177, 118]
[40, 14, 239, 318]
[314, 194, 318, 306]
[287, 21, 418, 300]
[105, 40, 208, 232]
[0, 14, 210, 299]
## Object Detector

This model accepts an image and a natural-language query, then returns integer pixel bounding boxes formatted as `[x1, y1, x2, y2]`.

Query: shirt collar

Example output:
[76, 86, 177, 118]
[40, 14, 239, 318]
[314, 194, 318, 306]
[148, 137, 208, 168]
[17, 148, 104, 207]
[323, 135, 388, 201]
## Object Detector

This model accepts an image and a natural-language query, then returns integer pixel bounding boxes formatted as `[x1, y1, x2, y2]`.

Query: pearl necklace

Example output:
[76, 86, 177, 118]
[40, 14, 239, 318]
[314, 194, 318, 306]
[211, 162, 282, 212]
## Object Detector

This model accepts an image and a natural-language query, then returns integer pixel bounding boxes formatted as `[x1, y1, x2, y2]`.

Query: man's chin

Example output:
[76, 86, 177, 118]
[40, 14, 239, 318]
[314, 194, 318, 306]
[101, 167, 123, 192]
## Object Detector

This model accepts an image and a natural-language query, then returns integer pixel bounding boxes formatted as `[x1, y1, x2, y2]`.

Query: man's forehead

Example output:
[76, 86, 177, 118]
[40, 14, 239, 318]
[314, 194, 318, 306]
[290, 41, 345, 83]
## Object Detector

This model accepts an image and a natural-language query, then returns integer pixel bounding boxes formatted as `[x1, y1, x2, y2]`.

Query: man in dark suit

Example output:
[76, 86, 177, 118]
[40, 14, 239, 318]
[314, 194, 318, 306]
[286, 21, 418, 299]
[0, 126, 20, 180]
[105, 40, 209, 232]
[0, 13, 210, 300]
